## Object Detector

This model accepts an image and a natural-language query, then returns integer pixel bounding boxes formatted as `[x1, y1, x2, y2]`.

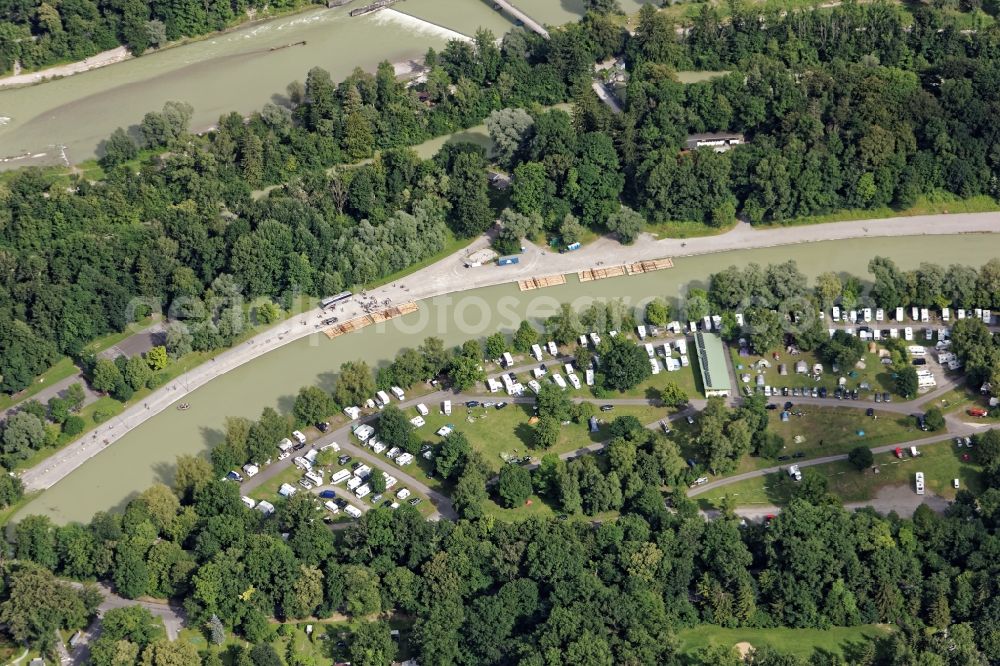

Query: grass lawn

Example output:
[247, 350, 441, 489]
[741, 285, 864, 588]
[675, 624, 891, 660]
[699, 440, 982, 508]
[273, 623, 336, 663]
[829, 441, 983, 502]
[646, 218, 736, 239]
[921, 386, 988, 416]
[610, 349, 702, 401]
[731, 346, 903, 399]
[414, 400, 669, 475]
[734, 407, 926, 474]
[0, 356, 79, 411]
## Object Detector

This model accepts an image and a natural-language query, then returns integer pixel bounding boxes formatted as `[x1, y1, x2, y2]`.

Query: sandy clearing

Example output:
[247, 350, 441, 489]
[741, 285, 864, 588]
[0, 47, 131, 88]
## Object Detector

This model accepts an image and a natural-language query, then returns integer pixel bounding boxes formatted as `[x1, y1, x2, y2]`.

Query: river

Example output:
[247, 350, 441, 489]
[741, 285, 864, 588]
[0, 0, 659, 167]
[16, 234, 999, 524]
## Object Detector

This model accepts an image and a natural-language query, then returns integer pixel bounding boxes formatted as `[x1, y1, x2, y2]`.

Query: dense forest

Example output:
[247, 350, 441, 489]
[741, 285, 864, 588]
[0, 26, 571, 394]
[6, 0, 1000, 397]
[6, 426, 1000, 665]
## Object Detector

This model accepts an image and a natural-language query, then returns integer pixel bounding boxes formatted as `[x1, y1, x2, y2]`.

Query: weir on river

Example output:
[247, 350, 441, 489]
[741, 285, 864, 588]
[0, 0, 516, 168]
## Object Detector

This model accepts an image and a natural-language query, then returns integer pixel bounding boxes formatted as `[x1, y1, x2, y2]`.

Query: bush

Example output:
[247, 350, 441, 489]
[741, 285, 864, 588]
[147, 372, 169, 390]
[92, 410, 113, 424]
[62, 416, 86, 437]
[111, 378, 134, 402]
[924, 407, 945, 431]
[848, 446, 874, 470]
[497, 464, 533, 508]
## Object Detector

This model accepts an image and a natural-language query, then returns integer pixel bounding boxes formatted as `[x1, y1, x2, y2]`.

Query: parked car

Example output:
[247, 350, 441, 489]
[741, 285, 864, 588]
[686, 415, 695, 425]
[316, 422, 330, 433]
[600, 404, 614, 412]
[466, 400, 480, 408]
[319, 490, 336, 499]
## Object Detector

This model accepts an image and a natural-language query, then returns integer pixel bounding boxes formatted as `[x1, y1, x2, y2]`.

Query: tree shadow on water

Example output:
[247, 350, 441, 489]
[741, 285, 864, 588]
[199, 425, 225, 453]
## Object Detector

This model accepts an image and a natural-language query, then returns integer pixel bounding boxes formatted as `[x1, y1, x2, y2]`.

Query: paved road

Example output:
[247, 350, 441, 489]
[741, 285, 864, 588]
[20, 213, 1000, 492]
[66, 580, 185, 664]
[687, 409, 989, 500]
[0, 374, 101, 423]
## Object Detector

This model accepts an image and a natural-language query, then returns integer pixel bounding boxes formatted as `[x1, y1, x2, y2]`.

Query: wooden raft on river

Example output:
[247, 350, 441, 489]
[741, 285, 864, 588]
[626, 257, 674, 275]
[578, 258, 674, 282]
[518, 274, 567, 291]
[324, 302, 418, 339]
[578, 265, 627, 282]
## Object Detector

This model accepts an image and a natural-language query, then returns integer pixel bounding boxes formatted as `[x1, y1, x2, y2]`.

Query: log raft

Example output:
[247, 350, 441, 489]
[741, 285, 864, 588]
[324, 302, 418, 339]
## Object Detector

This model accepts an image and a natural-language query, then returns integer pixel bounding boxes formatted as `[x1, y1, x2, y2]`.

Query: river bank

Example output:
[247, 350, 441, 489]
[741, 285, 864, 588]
[13, 216, 1000, 524]
[0, 1, 502, 167]
[0, 2, 345, 90]
[0, 47, 132, 89]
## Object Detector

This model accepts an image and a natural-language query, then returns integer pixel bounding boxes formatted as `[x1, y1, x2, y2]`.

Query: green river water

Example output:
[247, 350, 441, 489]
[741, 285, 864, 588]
[0, 0, 624, 166]
[18, 234, 999, 524]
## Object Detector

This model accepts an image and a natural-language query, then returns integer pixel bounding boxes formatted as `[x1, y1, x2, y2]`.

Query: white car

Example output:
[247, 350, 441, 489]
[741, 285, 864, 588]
[292, 430, 307, 445]
[397, 488, 411, 500]
[953, 478, 960, 489]
[277, 451, 290, 461]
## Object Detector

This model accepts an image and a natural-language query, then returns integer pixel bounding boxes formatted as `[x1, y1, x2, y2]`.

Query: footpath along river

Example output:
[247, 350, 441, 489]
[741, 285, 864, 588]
[15, 233, 1000, 524]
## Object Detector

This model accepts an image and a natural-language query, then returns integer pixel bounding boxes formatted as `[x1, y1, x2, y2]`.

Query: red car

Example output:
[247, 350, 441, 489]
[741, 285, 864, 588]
[968, 408, 988, 418]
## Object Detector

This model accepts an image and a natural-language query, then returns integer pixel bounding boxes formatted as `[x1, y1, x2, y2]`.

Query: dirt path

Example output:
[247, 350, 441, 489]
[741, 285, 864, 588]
[710, 484, 950, 521]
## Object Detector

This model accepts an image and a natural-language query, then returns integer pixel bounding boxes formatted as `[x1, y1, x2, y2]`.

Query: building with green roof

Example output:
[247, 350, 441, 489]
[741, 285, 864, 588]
[694, 331, 731, 397]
